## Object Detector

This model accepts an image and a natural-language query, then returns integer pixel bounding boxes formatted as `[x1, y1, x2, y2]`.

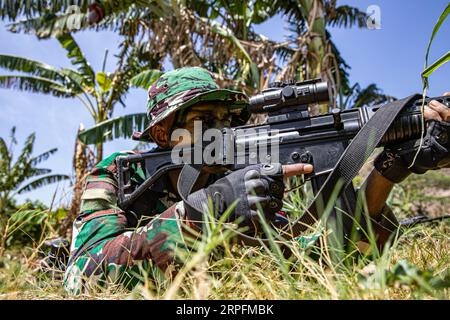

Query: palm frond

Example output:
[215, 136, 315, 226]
[130, 69, 162, 90]
[58, 68, 87, 93]
[30, 148, 58, 166]
[78, 113, 148, 145]
[6, 0, 172, 38]
[344, 83, 396, 109]
[106, 41, 160, 110]
[0, 137, 11, 164]
[9, 133, 35, 188]
[56, 33, 96, 87]
[0, 137, 11, 177]
[14, 133, 35, 166]
[0, 75, 76, 98]
[354, 84, 396, 108]
[28, 168, 52, 177]
[202, 17, 260, 88]
[7, 11, 91, 38]
[0, 54, 64, 81]
[0, 1, 91, 21]
[17, 174, 70, 194]
[104, 40, 137, 109]
[325, 5, 368, 28]
[326, 29, 351, 94]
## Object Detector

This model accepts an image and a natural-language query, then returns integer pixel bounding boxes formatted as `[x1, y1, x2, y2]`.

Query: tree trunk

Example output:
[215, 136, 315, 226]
[0, 224, 6, 257]
[96, 142, 103, 164]
[58, 124, 90, 240]
[303, 0, 329, 115]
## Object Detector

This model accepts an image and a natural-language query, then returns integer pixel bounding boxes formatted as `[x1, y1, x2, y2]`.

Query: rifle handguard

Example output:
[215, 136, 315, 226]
[374, 119, 450, 183]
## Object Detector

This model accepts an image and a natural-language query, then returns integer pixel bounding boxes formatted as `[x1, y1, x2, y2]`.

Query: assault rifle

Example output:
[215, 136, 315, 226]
[116, 79, 450, 251]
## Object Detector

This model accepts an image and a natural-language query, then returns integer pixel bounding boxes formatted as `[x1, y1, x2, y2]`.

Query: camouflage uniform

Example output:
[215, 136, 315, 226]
[63, 67, 249, 294]
[63, 67, 400, 295]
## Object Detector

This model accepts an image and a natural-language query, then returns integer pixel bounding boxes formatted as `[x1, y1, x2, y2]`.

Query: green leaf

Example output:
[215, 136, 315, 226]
[424, 3, 450, 68]
[326, 5, 368, 28]
[78, 113, 148, 145]
[56, 33, 96, 87]
[8, 133, 36, 190]
[130, 69, 162, 90]
[6, 0, 172, 39]
[0, 137, 11, 165]
[28, 168, 53, 178]
[202, 17, 260, 88]
[0, 75, 76, 98]
[8, 11, 88, 39]
[14, 133, 35, 168]
[30, 148, 58, 166]
[6, 209, 49, 239]
[17, 174, 70, 194]
[96, 71, 112, 92]
[0, 1, 87, 21]
[422, 51, 450, 79]
[0, 54, 64, 81]
[59, 68, 87, 94]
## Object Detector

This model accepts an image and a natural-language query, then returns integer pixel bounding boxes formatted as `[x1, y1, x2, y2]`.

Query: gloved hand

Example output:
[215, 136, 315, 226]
[374, 119, 450, 183]
[184, 163, 290, 233]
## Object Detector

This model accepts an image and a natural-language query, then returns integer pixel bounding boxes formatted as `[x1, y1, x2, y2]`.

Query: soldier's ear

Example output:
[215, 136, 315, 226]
[150, 113, 177, 148]
[150, 123, 170, 148]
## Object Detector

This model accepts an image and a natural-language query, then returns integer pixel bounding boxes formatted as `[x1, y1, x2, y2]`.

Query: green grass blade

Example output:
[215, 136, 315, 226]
[424, 2, 450, 68]
[422, 51, 450, 78]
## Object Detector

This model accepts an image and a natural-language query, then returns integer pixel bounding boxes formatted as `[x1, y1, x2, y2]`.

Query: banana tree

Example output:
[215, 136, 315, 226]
[0, 32, 154, 162]
[0, 127, 69, 214]
[1, 0, 172, 38]
[76, 0, 372, 140]
[339, 82, 396, 110]
[0, 127, 69, 255]
[275, 0, 368, 113]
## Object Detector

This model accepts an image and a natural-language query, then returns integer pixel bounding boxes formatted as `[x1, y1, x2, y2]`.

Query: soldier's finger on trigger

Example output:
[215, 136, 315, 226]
[282, 163, 314, 178]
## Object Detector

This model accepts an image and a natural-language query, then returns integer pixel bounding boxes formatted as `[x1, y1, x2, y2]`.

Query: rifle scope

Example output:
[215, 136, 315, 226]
[249, 78, 331, 113]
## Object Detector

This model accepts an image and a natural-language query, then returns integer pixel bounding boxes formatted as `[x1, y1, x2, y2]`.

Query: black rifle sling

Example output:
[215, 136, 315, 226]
[177, 163, 205, 224]
[291, 94, 422, 236]
[177, 94, 422, 245]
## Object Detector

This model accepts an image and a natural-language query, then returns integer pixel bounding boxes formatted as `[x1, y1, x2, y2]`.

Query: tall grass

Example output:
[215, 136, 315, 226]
[1, 5, 450, 300]
[1, 169, 447, 300]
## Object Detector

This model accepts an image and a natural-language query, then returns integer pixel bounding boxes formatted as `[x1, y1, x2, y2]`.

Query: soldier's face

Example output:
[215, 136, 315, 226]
[170, 103, 231, 147]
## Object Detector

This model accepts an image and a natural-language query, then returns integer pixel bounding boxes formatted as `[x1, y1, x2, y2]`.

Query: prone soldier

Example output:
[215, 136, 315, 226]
[63, 67, 450, 294]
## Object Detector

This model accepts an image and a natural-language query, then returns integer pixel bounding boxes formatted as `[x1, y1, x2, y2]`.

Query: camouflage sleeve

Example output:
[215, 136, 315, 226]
[65, 152, 199, 294]
[79, 152, 125, 215]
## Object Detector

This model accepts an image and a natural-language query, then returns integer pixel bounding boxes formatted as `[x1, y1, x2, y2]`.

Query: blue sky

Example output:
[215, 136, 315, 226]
[1, 0, 449, 207]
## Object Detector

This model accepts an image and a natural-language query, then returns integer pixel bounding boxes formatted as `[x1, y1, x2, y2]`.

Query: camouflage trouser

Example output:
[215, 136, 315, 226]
[63, 203, 187, 295]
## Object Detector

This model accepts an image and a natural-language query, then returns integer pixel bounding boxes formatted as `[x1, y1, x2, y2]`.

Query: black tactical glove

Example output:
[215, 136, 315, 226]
[184, 163, 285, 233]
[374, 120, 450, 183]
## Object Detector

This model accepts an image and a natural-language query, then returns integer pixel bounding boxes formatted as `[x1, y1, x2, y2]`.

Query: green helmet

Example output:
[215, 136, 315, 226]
[137, 67, 249, 141]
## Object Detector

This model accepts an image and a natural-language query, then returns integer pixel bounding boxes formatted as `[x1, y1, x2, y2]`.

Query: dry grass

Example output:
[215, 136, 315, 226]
[0, 170, 448, 300]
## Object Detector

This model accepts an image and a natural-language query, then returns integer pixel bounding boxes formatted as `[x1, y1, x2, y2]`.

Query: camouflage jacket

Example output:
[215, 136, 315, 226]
[63, 150, 199, 294]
